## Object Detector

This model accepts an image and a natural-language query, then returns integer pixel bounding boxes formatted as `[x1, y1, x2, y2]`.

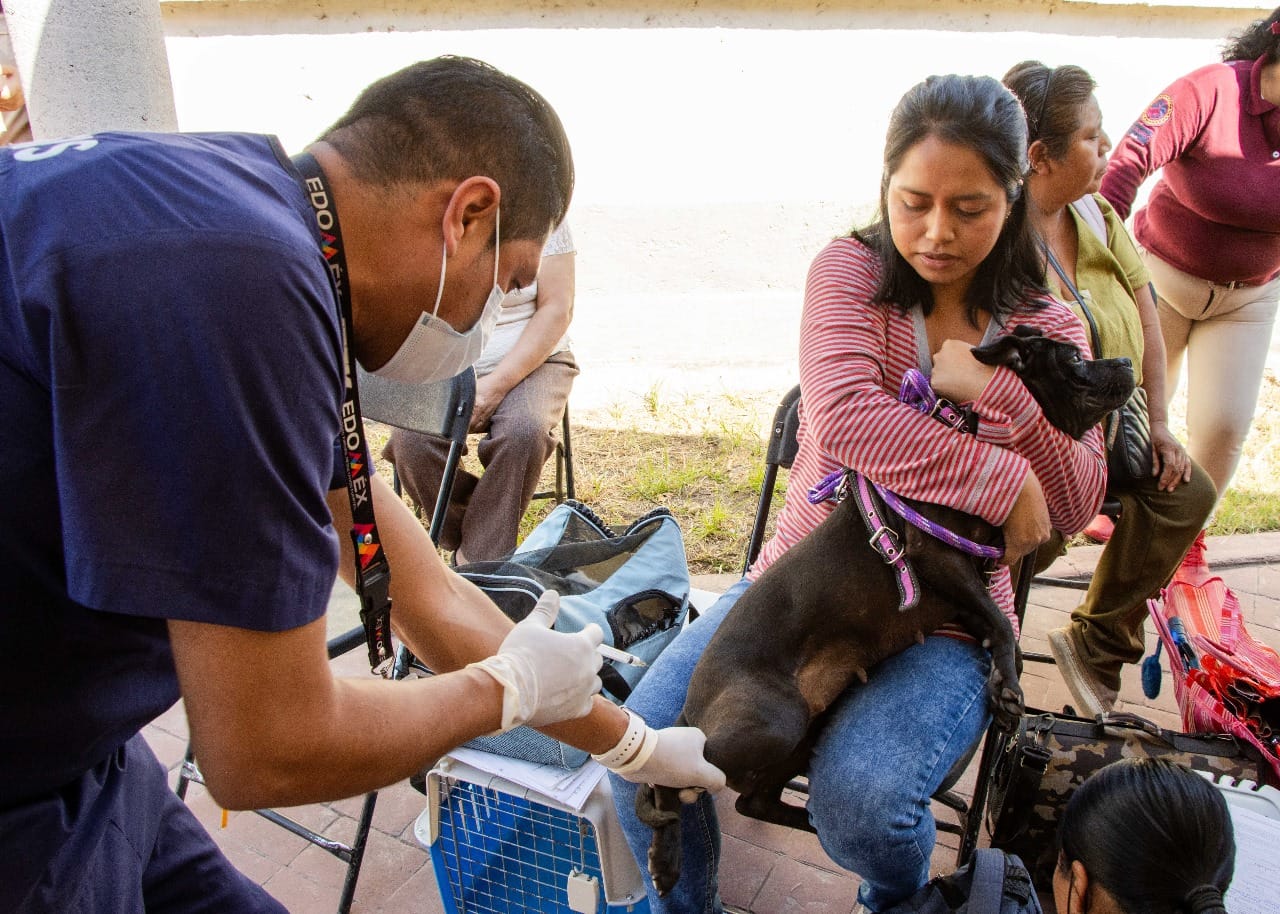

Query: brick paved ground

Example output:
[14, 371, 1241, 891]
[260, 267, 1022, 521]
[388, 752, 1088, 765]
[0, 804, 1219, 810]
[142, 532, 1279, 913]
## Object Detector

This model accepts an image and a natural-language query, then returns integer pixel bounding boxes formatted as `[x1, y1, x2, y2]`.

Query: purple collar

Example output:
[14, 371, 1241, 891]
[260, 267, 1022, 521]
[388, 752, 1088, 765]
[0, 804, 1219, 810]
[805, 371, 1004, 610]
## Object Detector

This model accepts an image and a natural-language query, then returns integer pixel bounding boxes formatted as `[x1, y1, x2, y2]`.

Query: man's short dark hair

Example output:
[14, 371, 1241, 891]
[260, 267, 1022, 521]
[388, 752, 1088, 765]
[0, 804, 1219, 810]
[320, 56, 574, 242]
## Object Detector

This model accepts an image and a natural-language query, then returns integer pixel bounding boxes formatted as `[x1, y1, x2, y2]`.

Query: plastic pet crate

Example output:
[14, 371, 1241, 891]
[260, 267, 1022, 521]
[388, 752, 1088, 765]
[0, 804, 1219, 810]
[416, 755, 650, 914]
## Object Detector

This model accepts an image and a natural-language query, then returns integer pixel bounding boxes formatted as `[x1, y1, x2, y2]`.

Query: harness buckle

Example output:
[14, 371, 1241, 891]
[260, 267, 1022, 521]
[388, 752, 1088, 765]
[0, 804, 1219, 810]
[929, 397, 968, 431]
[868, 525, 903, 563]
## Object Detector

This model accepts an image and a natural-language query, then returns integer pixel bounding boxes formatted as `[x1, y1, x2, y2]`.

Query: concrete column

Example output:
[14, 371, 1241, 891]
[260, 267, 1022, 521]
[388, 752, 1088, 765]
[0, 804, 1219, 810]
[4, 0, 177, 138]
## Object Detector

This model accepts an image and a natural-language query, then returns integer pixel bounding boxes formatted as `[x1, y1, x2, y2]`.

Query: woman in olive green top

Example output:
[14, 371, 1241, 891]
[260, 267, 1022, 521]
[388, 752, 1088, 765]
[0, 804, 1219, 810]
[1004, 62, 1217, 717]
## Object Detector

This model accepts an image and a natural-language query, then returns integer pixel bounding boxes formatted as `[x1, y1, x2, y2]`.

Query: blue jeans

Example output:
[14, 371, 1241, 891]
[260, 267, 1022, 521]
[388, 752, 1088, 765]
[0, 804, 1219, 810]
[609, 577, 992, 913]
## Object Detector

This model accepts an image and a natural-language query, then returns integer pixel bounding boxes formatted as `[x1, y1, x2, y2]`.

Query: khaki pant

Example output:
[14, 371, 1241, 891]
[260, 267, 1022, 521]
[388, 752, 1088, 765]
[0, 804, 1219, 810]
[1033, 460, 1216, 689]
[384, 352, 577, 562]
[1144, 251, 1280, 497]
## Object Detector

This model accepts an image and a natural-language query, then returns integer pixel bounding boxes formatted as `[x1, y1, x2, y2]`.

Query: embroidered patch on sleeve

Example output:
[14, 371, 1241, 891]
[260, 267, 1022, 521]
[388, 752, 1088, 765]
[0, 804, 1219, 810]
[1140, 94, 1173, 127]
[1126, 122, 1155, 146]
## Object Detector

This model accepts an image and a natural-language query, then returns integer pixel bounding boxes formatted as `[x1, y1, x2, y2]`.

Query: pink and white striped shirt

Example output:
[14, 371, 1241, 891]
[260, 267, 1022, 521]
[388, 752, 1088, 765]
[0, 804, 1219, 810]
[751, 237, 1107, 631]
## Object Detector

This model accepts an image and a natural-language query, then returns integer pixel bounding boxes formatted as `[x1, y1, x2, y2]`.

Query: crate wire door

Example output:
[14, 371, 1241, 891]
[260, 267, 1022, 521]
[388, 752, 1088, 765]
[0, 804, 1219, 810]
[420, 758, 648, 914]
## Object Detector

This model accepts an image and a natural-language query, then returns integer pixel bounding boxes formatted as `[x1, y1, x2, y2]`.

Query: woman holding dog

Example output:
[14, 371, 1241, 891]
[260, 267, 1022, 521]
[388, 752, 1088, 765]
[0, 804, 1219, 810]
[1003, 62, 1217, 720]
[609, 74, 1106, 914]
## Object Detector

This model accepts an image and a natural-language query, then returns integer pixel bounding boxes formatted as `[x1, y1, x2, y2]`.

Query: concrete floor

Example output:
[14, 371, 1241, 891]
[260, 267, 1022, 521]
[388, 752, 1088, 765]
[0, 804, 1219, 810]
[142, 532, 1280, 913]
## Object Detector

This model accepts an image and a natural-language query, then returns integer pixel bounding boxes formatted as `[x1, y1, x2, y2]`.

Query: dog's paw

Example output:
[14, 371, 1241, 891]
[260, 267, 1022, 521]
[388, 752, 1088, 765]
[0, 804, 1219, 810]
[988, 681, 1025, 729]
[647, 830, 682, 897]
[986, 670, 1024, 729]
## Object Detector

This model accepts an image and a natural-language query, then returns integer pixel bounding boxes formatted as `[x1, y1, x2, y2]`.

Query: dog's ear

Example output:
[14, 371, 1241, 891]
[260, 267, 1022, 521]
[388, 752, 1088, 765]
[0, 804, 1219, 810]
[971, 334, 1026, 372]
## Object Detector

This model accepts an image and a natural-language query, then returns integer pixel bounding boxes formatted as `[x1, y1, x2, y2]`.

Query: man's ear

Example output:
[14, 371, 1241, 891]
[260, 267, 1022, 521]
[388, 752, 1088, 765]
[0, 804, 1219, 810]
[440, 176, 500, 255]
[970, 334, 1025, 372]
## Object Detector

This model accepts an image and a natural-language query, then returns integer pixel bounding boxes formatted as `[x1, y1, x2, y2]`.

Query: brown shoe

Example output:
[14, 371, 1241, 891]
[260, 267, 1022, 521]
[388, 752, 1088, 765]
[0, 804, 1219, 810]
[1048, 625, 1118, 717]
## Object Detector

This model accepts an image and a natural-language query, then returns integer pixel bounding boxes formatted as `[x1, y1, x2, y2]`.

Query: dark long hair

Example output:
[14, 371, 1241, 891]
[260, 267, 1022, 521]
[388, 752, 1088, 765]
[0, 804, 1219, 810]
[1058, 758, 1235, 914]
[1002, 62, 1097, 160]
[854, 74, 1047, 328]
[320, 56, 573, 242]
[1222, 6, 1280, 63]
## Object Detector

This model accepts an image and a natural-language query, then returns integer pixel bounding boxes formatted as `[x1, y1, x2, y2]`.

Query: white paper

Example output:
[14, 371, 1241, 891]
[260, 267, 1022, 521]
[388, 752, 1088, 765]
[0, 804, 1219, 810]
[445, 745, 608, 811]
[1224, 803, 1280, 914]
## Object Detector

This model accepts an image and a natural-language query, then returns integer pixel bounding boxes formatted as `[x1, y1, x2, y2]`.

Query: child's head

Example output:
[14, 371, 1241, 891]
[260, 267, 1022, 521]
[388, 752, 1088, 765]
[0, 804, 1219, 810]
[1057, 758, 1235, 914]
[862, 74, 1044, 325]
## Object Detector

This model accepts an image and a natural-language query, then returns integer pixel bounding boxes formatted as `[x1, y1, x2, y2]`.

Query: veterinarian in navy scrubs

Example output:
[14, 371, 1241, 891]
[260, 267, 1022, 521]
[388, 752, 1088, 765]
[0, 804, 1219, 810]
[1004, 62, 1217, 719]
[610, 74, 1106, 913]
[0, 57, 723, 912]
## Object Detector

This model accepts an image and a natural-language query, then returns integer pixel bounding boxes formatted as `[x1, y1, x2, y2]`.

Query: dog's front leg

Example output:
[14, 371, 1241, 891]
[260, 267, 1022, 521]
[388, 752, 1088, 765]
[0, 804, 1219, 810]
[733, 736, 817, 832]
[954, 590, 1024, 728]
[636, 784, 684, 896]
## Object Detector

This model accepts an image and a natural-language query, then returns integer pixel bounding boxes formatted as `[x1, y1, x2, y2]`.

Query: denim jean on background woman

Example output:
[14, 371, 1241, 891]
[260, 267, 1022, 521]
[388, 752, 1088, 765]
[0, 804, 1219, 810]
[608, 577, 994, 913]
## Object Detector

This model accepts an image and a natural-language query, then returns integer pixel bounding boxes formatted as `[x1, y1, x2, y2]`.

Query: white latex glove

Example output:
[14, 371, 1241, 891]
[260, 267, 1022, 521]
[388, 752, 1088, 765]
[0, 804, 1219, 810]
[594, 710, 727, 797]
[468, 591, 604, 732]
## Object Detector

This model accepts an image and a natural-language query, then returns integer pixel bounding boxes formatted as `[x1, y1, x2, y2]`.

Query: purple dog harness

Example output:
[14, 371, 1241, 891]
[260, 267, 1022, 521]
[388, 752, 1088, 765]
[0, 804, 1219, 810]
[807, 370, 1004, 612]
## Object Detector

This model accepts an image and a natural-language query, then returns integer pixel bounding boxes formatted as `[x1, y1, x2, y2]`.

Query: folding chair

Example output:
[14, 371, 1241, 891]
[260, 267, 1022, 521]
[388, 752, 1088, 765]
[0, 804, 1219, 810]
[736, 384, 993, 861]
[532, 403, 576, 503]
[175, 368, 476, 914]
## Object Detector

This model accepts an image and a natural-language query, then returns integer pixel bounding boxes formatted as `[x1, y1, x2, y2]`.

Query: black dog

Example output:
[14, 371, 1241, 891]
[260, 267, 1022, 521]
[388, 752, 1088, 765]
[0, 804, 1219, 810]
[637, 326, 1134, 895]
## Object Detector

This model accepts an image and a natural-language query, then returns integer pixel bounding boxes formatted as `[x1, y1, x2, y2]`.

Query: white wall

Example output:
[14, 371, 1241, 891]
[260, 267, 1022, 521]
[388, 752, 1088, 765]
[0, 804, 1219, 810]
[158, 0, 1273, 404]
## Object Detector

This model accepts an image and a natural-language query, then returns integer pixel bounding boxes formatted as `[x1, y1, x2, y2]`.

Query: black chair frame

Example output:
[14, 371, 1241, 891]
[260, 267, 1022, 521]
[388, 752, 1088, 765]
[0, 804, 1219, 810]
[532, 405, 576, 504]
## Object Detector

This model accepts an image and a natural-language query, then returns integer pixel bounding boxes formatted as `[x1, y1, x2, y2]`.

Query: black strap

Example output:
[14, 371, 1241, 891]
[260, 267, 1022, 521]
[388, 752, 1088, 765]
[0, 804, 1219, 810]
[968, 849, 1007, 914]
[1044, 243, 1118, 448]
[1042, 243, 1103, 357]
[292, 152, 394, 675]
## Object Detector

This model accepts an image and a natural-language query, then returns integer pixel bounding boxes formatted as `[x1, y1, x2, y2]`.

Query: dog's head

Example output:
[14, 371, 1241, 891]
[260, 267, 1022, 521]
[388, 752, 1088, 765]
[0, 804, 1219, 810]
[971, 325, 1134, 439]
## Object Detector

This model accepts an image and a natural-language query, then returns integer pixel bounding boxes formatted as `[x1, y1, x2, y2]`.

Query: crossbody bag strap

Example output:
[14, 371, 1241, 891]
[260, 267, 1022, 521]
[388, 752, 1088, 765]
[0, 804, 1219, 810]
[1043, 243, 1117, 449]
[292, 152, 394, 676]
[1042, 243, 1102, 358]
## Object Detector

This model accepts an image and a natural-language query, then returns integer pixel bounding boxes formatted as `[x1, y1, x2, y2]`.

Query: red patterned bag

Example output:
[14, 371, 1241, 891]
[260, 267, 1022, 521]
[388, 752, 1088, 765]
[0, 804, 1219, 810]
[1146, 546, 1280, 781]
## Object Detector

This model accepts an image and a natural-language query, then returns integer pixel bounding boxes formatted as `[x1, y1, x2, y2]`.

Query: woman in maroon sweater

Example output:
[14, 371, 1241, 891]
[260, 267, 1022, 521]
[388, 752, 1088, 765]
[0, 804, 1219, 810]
[1101, 9, 1280, 519]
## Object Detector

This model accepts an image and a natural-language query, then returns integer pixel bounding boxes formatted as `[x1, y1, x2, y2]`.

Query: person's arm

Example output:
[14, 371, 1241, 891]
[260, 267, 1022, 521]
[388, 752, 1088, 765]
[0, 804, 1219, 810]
[957, 305, 1108, 538]
[1134, 281, 1192, 491]
[169, 474, 601, 809]
[172, 473, 723, 809]
[472, 250, 574, 430]
[1100, 68, 1216, 219]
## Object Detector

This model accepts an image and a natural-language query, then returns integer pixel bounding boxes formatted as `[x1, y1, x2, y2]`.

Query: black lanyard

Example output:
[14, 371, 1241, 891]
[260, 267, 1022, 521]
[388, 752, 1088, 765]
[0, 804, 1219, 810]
[293, 152, 394, 676]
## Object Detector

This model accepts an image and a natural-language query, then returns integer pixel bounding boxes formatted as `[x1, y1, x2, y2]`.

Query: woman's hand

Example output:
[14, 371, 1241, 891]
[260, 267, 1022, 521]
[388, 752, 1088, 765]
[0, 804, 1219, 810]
[1001, 469, 1050, 565]
[1150, 420, 1192, 492]
[931, 339, 996, 404]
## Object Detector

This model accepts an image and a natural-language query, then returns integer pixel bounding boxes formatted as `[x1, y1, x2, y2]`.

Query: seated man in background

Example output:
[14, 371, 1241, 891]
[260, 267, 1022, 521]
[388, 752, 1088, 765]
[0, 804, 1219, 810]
[385, 219, 577, 562]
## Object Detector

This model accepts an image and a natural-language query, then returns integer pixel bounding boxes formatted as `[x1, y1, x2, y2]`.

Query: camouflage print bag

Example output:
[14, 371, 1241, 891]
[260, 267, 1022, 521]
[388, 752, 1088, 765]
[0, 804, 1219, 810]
[986, 709, 1268, 891]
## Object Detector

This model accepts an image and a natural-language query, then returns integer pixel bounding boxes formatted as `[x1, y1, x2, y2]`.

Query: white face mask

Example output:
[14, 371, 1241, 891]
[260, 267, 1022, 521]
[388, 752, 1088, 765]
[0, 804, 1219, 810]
[375, 208, 504, 384]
